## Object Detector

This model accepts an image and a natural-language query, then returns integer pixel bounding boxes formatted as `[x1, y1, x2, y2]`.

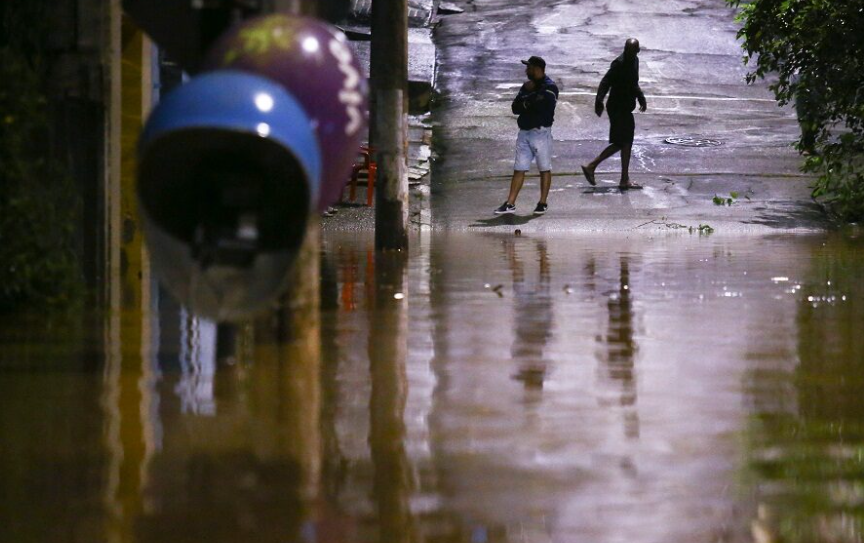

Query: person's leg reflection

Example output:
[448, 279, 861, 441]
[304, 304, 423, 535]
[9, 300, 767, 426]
[507, 238, 554, 394]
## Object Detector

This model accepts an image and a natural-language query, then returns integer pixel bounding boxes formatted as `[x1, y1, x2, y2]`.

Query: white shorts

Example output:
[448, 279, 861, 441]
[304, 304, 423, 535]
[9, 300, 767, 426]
[514, 127, 553, 172]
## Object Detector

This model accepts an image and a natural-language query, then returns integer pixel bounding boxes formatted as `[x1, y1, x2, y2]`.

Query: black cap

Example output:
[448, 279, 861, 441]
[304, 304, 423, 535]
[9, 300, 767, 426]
[521, 56, 546, 70]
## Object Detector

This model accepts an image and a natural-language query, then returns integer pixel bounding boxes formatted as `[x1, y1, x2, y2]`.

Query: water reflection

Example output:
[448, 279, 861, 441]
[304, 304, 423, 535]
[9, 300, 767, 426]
[4, 232, 864, 542]
[174, 310, 217, 416]
[368, 250, 418, 543]
[745, 234, 864, 543]
[319, 249, 347, 506]
[597, 255, 640, 440]
[505, 237, 554, 394]
[0, 314, 105, 542]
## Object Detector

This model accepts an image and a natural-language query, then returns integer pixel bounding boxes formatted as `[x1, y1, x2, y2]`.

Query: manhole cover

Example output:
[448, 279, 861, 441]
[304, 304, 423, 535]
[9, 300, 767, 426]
[664, 136, 723, 147]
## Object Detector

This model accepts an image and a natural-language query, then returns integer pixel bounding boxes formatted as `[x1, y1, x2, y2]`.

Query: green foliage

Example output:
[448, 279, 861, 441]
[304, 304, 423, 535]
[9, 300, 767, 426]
[727, 0, 864, 222]
[0, 6, 83, 311]
[713, 193, 737, 206]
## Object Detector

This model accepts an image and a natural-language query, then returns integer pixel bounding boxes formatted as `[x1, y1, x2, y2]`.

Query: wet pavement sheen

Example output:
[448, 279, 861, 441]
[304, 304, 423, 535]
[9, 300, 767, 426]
[429, 0, 824, 232]
[2, 230, 864, 542]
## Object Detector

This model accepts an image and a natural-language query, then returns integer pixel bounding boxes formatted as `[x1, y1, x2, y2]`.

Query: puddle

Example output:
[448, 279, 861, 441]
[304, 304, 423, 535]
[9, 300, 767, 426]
[1, 231, 863, 542]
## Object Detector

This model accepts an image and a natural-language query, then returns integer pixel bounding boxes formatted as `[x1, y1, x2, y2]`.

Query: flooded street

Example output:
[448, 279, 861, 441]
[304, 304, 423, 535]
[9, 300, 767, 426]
[4, 0, 862, 539]
[2, 231, 863, 542]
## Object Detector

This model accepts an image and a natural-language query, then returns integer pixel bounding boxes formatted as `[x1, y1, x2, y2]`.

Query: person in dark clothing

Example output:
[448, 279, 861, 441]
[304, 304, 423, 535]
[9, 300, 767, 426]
[494, 56, 560, 215]
[581, 39, 647, 190]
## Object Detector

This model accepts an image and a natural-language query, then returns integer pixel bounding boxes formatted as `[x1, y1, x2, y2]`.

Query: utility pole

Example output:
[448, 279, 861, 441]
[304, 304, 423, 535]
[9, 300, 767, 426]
[371, 0, 409, 251]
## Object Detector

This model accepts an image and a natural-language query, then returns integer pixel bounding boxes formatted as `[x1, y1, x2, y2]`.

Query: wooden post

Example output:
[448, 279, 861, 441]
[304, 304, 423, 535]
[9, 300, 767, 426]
[371, 0, 409, 251]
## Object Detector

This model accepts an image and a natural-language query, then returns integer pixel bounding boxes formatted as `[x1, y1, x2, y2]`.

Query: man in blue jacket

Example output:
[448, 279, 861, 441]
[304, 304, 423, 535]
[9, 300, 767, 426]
[581, 39, 647, 190]
[495, 56, 559, 215]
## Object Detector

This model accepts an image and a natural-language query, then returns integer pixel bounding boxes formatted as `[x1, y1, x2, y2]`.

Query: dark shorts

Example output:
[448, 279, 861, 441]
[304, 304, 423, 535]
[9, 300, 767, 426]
[608, 109, 635, 147]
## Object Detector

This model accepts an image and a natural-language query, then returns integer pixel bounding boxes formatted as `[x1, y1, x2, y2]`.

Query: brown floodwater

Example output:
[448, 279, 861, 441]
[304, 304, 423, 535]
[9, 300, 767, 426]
[1, 230, 863, 543]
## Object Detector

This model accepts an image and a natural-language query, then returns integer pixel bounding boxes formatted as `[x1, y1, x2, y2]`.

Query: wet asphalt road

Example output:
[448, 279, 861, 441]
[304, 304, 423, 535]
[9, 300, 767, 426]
[429, 0, 827, 232]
